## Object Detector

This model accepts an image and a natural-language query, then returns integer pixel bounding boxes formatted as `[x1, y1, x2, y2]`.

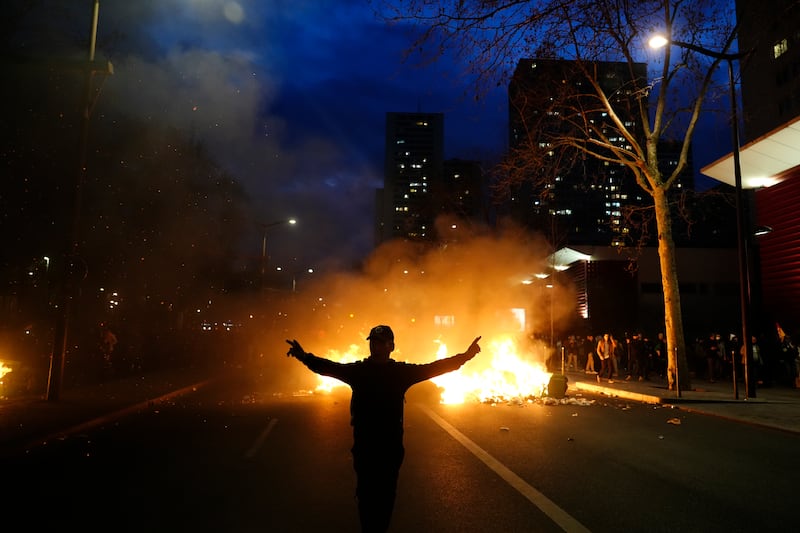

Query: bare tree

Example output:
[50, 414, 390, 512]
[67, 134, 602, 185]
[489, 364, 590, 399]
[378, 0, 749, 390]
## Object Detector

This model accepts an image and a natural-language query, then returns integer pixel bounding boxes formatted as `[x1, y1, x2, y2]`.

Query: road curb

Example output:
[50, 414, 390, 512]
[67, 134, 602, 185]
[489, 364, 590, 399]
[571, 381, 665, 404]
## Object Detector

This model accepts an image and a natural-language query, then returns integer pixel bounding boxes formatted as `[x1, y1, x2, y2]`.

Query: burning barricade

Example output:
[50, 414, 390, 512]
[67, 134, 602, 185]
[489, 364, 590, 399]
[310, 334, 572, 405]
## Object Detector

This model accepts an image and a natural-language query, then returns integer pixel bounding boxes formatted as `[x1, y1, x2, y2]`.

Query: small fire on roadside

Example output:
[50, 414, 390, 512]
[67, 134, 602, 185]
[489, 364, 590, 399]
[313, 334, 552, 404]
[0, 361, 12, 380]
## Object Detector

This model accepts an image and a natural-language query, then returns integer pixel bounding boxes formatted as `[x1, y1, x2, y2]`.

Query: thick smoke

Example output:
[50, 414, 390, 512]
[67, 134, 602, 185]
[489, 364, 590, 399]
[254, 218, 577, 393]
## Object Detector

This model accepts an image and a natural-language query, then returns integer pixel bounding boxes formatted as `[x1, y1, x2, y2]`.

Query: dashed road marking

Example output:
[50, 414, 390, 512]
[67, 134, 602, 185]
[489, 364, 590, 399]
[245, 418, 279, 460]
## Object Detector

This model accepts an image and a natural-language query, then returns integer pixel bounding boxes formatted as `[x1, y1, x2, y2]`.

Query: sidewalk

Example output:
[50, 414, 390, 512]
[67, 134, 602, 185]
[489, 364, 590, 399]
[566, 369, 800, 434]
[2, 366, 799, 458]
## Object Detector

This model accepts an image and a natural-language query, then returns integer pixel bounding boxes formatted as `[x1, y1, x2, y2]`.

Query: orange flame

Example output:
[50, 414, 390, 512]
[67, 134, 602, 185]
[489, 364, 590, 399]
[0, 361, 12, 381]
[314, 344, 366, 393]
[431, 336, 552, 404]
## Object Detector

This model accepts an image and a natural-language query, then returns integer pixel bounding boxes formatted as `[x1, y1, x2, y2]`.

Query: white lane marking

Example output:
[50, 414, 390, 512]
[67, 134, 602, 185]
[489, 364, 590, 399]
[245, 418, 279, 460]
[419, 405, 591, 533]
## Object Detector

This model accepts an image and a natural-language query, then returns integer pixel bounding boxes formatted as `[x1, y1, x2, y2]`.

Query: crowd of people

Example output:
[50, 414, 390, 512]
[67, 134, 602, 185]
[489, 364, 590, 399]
[693, 323, 800, 387]
[560, 332, 667, 384]
[559, 323, 800, 388]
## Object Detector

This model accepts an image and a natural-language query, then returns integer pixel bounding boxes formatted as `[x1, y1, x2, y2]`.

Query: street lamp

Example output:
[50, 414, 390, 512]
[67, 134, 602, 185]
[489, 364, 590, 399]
[260, 218, 296, 291]
[649, 35, 755, 399]
[48, 0, 113, 401]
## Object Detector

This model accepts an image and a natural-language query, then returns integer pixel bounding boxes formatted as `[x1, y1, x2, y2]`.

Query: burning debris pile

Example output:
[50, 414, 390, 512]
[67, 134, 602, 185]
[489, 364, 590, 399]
[310, 334, 577, 405]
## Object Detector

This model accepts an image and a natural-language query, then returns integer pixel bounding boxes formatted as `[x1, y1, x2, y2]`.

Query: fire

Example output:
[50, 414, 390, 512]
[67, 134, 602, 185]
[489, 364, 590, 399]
[313, 335, 553, 404]
[314, 344, 366, 393]
[0, 361, 12, 381]
[431, 336, 552, 404]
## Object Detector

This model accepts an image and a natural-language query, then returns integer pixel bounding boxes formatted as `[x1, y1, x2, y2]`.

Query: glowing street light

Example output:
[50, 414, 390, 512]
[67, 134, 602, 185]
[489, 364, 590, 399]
[48, 0, 113, 401]
[260, 218, 296, 291]
[650, 34, 755, 399]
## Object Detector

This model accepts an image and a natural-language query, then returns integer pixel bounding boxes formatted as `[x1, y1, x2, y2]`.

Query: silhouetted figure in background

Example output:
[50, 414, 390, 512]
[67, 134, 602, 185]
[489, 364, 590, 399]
[286, 325, 482, 533]
[583, 334, 596, 374]
[626, 333, 647, 381]
[566, 335, 579, 371]
[99, 322, 118, 378]
[704, 333, 720, 383]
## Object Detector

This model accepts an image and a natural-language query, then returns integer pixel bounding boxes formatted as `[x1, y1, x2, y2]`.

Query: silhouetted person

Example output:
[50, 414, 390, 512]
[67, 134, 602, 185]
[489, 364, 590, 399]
[286, 325, 482, 533]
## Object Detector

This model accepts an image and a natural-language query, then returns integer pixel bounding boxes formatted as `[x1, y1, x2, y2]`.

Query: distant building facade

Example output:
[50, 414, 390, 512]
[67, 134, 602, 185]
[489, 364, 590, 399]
[555, 246, 740, 339]
[737, 0, 800, 140]
[505, 58, 652, 247]
[701, 1, 800, 335]
[377, 112, 486, 245]
[378, 112, 444, 243]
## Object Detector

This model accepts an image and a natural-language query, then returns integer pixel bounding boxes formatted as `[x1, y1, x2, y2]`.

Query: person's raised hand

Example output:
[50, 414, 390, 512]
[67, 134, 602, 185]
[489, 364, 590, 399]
[465, 336, 482, 359]
[286, 339, 307, 360]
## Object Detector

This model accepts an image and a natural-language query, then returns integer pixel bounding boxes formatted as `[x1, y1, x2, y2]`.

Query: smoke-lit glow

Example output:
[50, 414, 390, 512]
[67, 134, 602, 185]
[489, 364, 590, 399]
[277, 221, 572, 403]
[0, 361, 12, 381]
[264, 219, 577, 401]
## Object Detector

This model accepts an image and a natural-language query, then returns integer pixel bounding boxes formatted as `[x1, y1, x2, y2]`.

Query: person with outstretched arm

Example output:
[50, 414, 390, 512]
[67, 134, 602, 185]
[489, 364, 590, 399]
[286, 325, 482, 533]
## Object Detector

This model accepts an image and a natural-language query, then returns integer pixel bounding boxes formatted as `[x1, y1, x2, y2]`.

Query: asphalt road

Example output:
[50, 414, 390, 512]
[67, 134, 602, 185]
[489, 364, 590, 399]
[6, 376, 797, 532]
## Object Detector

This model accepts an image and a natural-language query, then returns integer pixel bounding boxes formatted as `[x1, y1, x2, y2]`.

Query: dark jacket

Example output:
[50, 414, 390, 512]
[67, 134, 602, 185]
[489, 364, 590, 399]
[303, 353, 472, 441]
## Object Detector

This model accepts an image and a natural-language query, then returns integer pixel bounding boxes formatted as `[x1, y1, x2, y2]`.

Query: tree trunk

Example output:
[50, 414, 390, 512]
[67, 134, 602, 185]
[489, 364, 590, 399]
[653, 187, 691, 391]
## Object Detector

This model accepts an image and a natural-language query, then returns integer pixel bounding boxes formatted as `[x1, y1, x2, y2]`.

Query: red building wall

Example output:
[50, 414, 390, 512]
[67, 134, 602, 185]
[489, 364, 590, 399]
[755, 171, 800, 333]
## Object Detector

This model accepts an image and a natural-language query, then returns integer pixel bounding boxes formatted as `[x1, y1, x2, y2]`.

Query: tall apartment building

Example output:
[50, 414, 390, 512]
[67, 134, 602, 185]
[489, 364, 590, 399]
[738, 0, 800, 141]
[440, 158, 486, 226]
[378, 112, 444, 243]
[377, 112, 486, 245]
[505, 58, 651, 247]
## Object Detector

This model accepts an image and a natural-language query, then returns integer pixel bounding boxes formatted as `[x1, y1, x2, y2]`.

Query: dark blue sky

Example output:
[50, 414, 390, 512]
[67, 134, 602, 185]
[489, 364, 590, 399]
[89, 0, 509, 271]
[55, 1, 730, 271]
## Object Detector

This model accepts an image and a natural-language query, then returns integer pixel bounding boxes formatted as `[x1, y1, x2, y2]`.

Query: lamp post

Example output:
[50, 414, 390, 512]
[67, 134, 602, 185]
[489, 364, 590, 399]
[649, 35, 755, 399]
[260, 218, 296, 291]
[47, 0, 113, 401]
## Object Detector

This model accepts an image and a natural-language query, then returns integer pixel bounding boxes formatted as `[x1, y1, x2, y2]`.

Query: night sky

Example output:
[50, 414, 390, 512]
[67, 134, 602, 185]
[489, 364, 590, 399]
[8, 0, 731, 273]
[68, 0, 507, 272]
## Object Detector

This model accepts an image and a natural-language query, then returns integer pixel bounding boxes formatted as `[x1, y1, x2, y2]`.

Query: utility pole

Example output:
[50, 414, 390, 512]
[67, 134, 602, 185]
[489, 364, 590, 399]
[47, 1, 113, 400]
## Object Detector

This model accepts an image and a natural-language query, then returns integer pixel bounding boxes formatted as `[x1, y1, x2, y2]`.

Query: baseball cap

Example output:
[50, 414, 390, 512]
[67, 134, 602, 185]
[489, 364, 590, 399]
[366, 325, 394, 342]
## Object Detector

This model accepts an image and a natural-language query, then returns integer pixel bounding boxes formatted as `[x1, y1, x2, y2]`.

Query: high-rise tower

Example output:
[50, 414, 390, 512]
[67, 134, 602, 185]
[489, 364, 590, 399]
[506, 58, 650, 247]
[379, 112, 445, 243]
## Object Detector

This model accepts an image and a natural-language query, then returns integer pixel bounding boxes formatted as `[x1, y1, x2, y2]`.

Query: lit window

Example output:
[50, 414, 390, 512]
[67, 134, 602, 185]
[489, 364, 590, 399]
[774, 38, 788, 58]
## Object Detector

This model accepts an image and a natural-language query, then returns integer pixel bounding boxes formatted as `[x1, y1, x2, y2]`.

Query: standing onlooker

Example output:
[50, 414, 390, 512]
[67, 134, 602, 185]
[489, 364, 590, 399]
[596, 333, 613, 383]
[653, 332, 667, 378]
[742, 335, 764, 386]
[626, 333, 648, 381]
[610, 334, 622, 378]
[584, 334, 596, 374]
[719, 334, 734, 380]
[703, 333, 720, 383]
[577, 335, 587, 372]
[566, 335, 579, 371]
